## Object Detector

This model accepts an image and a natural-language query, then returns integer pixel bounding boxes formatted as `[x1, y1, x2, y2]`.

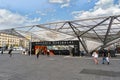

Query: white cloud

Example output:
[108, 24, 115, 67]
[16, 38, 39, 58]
[95, 0, 114, 9]
[49, 0, 64, 3]
[49, 0, 70, 4]
[61, 3, 69, 8]
[49, 0, 70, 8]
[72, 0, 120, 19]
[0, 9, 41, 30]
[88, 0, 92, 3]
[28, 17, 41, 23]
[36, 10, 46, 16]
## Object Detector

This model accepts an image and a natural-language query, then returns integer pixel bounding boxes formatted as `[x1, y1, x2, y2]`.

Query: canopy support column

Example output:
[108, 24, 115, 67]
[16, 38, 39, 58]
[68, 22, 89, 54]
[103, 16, 114, 47]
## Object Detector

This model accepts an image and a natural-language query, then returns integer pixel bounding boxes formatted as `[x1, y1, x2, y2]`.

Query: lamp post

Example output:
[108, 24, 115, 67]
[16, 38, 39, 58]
[29, 33, 32, 56]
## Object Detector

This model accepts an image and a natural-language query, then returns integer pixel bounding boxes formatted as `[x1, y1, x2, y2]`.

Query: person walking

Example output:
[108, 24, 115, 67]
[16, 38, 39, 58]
[47, 50, 50, 57]
[1, 48, 3, 54]
[106, 49, 111, 65]
[36, 48, 40, 59]
[102, 49, 110, 65]
[92, 50, 99, 64]
[8, 48, 13, 57]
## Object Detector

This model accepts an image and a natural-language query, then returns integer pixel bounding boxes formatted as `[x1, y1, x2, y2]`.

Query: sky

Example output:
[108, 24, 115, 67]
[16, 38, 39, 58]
[0, 0, 120, 29]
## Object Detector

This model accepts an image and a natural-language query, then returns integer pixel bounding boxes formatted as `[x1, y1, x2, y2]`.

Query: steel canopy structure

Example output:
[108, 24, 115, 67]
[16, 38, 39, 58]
[0, 15, 120, 54]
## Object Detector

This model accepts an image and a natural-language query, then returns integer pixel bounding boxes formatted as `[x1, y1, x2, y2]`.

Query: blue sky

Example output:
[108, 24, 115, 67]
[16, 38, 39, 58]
[0, 0, 120, 29]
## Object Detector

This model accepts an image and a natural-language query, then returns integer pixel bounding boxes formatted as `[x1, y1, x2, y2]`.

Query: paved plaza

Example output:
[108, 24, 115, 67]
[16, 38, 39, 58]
[0, 53, 120, 80]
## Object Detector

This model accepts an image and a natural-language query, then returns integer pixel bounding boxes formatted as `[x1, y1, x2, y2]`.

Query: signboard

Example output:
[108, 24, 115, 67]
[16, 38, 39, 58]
[32, 40, 79, 46]
[31, 40, 80, 56]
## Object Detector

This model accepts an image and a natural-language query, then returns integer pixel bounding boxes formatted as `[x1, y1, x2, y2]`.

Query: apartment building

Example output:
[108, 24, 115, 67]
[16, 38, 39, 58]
[0, 33, 29, 48]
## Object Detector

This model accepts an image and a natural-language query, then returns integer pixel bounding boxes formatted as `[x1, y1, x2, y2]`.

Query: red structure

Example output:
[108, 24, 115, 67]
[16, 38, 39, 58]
[34, 46, 54, 56]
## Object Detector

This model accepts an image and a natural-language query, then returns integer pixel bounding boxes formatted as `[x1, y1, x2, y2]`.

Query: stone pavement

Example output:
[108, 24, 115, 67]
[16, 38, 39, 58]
[0, 54, 120, 80]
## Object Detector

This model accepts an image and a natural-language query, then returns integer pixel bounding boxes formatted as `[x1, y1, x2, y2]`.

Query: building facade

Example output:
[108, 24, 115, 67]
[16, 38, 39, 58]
[0, 33, 29, 48]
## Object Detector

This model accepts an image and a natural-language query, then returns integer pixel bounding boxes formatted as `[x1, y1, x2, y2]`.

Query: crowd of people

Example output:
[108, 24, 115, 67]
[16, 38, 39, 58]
[0, 47, 51, 58]
[0, 47, 13, 57]
[35, 49, 50, 59]
[0, 46, 117, 65]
